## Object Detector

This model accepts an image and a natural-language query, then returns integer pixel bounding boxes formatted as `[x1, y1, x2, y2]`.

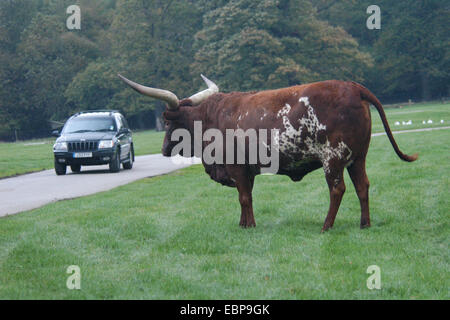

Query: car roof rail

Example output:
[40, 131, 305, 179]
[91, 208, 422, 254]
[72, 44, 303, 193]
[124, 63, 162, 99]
[74, 110, 120, 116]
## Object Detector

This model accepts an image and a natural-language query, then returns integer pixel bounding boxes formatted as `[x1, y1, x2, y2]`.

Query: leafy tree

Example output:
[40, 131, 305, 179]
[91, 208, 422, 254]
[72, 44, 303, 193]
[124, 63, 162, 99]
[18, 13, 99, 122]
[0, 0, 39, 137]
[191, 0, 373, 91]
[0, 0, 112, 137]
[371, 1, 449, 101]
[316, 0, 449, 101]
[66, 0, 205, 126]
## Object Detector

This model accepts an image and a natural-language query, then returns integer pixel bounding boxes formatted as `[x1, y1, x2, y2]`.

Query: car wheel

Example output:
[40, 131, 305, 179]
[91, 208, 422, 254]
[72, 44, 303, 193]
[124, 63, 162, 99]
[109, 149, 121, 173]
[70, 165, 81, 173]
[55, 159, 67, 176]
[123, 148, 134, 170]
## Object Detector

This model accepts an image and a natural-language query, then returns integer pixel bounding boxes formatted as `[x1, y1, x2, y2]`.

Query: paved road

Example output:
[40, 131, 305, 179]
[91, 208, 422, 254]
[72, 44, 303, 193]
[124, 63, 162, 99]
[0, 154, 201, 217]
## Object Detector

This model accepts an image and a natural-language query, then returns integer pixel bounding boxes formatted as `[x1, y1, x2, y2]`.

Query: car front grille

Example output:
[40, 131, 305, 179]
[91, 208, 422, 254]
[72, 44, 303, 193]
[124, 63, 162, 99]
[68, 141, 99, 151]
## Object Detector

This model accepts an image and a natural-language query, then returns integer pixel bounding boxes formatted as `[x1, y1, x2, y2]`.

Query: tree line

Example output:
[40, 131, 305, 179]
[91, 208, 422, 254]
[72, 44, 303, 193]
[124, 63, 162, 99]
[0, 0, 448, 140]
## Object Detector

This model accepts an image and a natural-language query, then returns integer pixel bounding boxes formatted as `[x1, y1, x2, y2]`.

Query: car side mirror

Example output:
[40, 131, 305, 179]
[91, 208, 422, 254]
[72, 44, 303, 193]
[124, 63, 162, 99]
[51, 130, 60, 137]
[119, 128, 130, 134]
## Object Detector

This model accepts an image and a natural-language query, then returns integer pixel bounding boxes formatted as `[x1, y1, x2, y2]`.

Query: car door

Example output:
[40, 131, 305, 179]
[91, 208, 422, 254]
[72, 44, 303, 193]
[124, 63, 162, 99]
[116, 114, 131, 160]
[121, 116, 132, 156]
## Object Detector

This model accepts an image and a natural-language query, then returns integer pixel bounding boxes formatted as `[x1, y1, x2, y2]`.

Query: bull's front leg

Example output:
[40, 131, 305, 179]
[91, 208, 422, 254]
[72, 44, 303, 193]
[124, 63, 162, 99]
[230, 166, 256, 228]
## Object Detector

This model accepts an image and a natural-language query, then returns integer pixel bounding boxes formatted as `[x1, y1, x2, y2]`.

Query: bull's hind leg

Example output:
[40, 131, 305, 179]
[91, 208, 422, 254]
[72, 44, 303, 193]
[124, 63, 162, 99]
[347, 157, 371, 228]
[322, 164, 346, 232]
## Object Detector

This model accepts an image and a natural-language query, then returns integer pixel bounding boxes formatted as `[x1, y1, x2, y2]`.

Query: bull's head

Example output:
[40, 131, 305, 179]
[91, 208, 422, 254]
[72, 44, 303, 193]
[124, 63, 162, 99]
[118, 74, 219, 157]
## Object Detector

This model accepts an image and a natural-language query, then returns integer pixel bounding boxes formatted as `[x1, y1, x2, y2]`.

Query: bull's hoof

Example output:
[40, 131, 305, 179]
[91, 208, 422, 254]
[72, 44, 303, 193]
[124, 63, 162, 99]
[321, 223, 334, 233]
[239, 221, 256, 228]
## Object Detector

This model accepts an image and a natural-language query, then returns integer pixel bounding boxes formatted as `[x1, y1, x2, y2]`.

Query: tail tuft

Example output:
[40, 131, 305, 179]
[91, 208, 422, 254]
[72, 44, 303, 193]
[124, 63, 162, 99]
[404, 153, 419, 162]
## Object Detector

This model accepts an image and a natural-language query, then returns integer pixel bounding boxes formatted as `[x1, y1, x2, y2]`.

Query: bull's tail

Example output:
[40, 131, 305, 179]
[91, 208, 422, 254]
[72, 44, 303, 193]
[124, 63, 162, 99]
[353, 82, 418, 162]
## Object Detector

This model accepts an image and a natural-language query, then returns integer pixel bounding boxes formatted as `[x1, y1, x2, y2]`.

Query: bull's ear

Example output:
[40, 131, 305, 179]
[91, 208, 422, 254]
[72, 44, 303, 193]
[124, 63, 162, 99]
[163, 111, 181, 121]
[179, 98, 193, 107]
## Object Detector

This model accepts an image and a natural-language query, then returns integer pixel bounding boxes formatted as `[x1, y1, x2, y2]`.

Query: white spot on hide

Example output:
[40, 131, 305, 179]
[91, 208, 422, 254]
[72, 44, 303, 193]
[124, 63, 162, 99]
[277, 103, 291, 118]
[275, 96, 352, 174]
[299, 96, 310, 107]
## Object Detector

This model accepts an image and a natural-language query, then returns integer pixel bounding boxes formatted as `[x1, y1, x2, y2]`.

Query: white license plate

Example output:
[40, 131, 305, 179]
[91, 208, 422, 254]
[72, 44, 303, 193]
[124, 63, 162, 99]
[73, 152, 92, 158]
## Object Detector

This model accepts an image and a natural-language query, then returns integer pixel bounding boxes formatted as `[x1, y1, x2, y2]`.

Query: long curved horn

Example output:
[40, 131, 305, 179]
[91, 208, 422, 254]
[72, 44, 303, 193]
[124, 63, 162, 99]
[188, 74, 219, 105]
[118, 74, 179, 109]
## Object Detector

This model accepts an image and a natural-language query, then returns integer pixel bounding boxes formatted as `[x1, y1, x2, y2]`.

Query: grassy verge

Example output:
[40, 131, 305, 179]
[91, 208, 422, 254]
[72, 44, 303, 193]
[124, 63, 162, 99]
[0, 128, 448, 299]
[0, 139, 54, 178]
[131, 130, 165, 156]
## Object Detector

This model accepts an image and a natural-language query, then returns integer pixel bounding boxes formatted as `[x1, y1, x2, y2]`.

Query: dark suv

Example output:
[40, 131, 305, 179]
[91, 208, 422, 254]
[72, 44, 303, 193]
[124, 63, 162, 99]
[52, 110, 134, 175]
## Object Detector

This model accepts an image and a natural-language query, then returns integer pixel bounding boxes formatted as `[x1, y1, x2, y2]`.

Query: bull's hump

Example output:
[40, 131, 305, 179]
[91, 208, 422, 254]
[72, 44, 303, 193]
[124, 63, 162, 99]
[250, 86, 304, 104]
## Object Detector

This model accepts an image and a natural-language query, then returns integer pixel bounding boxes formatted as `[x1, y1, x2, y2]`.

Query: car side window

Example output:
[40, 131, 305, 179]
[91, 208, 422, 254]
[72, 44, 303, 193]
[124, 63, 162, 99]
[121, 116, 129, 129]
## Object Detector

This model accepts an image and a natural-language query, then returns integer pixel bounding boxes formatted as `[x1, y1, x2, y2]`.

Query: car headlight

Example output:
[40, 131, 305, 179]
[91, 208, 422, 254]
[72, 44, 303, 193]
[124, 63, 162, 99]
[53, 142, 68, 152]
[98, 140, 115, 149]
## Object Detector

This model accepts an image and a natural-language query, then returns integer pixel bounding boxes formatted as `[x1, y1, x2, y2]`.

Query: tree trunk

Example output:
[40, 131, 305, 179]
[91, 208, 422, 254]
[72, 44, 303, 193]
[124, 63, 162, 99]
[421, 71, 431, 101]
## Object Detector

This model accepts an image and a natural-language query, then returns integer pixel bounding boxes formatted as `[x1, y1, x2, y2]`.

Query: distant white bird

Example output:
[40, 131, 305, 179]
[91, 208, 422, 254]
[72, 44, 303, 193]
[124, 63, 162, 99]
[427, 119, 433, 124]
[395, 121, 400, 125]
[422, 121, 426, 124]
[402, 121, 406, 125]
[441, 120, 444, 123]
[406, 120, 412, 125]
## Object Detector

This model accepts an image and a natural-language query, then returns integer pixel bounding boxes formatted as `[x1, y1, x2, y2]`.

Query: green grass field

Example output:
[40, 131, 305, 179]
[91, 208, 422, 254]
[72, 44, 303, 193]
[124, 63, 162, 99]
[0, 117, 448, 299]
[0, 102, 448, 179]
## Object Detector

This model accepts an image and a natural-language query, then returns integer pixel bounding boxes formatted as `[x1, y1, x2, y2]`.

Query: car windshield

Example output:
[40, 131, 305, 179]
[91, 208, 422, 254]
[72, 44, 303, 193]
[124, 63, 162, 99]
[63, 117, 116, 134]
